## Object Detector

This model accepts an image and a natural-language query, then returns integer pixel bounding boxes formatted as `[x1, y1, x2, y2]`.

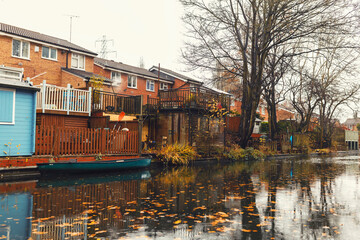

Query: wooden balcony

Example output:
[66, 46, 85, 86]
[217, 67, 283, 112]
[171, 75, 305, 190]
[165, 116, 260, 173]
[36, 80, 91, 116]
[156, 87, 231, 112]
[92, 90, 143, 115]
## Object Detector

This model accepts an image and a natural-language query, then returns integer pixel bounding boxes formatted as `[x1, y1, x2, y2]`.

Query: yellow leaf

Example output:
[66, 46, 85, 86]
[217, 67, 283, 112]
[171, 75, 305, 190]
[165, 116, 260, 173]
[174, 220, 181, 224]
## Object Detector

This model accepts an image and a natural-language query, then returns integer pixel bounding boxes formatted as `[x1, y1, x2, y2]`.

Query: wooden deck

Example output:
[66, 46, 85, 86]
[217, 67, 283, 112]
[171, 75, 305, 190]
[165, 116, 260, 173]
[156, 87, 231, 111]
[36, 81, 92, 116]
[92, 90, 143, 115]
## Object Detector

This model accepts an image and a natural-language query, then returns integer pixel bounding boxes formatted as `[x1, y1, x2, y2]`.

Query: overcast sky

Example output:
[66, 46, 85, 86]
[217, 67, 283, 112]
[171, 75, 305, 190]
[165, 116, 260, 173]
[0, 0, 186, 72]
[0, 0, 356, 121]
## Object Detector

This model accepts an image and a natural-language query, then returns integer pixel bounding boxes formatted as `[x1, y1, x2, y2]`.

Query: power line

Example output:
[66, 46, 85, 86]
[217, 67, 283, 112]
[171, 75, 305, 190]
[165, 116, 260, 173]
[95, 35, 117, 59]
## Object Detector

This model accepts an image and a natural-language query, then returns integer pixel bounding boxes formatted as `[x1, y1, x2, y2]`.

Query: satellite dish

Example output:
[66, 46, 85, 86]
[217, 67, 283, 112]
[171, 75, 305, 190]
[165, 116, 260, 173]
[118, 111, 125, 121]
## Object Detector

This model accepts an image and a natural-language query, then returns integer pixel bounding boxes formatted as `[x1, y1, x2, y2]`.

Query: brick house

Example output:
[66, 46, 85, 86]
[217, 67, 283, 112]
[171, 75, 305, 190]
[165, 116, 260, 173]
[0, 22, 100, 88]
[94, 58, 173, 104]
[149, 66, 203, 89]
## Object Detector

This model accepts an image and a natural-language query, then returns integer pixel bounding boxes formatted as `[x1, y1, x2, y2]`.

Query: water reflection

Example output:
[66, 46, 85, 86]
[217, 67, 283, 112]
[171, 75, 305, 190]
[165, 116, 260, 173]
[0, 156, 359, 239]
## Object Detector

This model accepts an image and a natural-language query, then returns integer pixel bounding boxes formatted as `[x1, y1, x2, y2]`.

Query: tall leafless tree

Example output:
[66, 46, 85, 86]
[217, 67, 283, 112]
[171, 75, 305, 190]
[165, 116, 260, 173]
[180, 0, 359, 148]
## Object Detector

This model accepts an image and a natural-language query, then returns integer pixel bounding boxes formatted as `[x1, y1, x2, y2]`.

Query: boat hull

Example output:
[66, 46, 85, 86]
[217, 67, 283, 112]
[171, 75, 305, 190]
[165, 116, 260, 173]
[37, 157, 151, 173]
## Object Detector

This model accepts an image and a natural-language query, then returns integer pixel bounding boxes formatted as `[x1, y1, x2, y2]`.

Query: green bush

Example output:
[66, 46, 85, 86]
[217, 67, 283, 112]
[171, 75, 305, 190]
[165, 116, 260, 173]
[156, 143, 199, 165]
[224, 145, 265, 161]
[260, 122, 269, 133]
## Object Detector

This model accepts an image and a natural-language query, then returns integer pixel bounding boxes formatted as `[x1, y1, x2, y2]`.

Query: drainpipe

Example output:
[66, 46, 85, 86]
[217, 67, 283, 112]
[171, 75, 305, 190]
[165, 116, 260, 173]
[66, 50, 70, 68]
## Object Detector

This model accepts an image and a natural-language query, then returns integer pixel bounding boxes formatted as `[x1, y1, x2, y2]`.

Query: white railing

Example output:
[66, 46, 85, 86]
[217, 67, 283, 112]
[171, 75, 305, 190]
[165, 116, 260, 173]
[36, 80, 92, 116]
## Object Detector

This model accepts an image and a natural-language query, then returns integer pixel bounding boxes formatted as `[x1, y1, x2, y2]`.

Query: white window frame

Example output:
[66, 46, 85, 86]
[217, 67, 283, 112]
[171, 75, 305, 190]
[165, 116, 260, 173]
[146, 80, 155, 92]
[230, 96, 235, 107]
[127, 75, 137, 89]
[111, 71, 121, 83]
[0, 88, 15, 125]
[42, 46, 57, 61]
[12, 39, 30, 59]
[160, 82, 168, 90]
[71, 53, 85, 70]
[190, 83, 196, 93]
[0, 66, 22, 81]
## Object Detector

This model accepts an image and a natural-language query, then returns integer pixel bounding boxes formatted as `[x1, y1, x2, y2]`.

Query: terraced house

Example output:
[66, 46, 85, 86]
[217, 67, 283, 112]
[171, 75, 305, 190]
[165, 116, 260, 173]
[0, 22, 140, 164]
[0, 22, 231, 165]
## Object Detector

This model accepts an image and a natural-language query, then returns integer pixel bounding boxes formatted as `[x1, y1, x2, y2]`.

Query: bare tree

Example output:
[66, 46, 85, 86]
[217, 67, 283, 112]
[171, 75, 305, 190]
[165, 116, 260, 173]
[287, 56, 321, 133]
[180, 0, 359, 148]
[313, 37, 360, 148]
[262, 44, 292, 140]
[288, 34, 360, 148]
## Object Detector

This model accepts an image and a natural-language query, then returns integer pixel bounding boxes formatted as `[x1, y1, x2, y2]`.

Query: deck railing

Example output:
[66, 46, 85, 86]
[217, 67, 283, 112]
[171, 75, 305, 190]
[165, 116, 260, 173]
[35, 126, 138, 156]
[92, 90, 143, 115]
[157, 87, 231, 111]
[36, 80, 92, 115]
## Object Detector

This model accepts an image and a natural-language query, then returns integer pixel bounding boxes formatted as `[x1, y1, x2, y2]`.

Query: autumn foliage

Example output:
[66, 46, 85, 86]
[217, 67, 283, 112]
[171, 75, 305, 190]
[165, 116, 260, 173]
[155, 143, 199, 165]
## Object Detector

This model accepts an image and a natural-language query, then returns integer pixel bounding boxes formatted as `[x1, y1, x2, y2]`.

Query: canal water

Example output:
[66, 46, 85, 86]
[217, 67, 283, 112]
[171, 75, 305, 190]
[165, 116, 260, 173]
[0, 155, 359, 239]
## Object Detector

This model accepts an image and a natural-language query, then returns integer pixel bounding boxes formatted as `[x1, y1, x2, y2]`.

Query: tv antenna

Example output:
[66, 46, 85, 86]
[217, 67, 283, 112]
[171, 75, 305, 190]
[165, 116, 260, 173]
[65, 14, 79, 42]
[95, 35, 117, 59]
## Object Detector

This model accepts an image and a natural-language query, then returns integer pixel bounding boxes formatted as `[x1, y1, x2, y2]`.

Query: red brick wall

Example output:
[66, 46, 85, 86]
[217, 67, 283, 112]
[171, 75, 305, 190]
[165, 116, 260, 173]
[230, 99, 242, 113]
[277, 109, 295, 121]
[0, 35, 95, 86]
[94, 64, 110, 79]
[61, 70, 87, 88]
[93, 67, 161, 104]
[173, 78, 188, 89]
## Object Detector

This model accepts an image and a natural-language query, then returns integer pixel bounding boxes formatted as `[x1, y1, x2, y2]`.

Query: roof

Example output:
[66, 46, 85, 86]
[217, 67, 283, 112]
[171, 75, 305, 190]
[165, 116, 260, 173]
[203, 83, 232, 96]
[149, 66, 203, 84]
[95, 58, 168, 81]
[0, 22, 96, 56]
[343, 118, 360, 126]
[61, 68, 112, 82]
[0, 79, 39, 91]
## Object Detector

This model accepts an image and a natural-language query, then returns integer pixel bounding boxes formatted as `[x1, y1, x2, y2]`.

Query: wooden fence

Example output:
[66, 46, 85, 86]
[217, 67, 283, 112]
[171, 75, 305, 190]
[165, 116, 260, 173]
[35, 126, 138, 156]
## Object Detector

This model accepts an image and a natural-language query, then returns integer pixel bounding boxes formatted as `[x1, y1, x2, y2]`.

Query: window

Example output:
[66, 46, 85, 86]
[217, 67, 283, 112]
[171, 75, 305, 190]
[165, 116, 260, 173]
[230, 97, 235, 107]
[71, 53, 85, 70]
[160, 83, 168, 90]
[0, 88, 15, 124]
[146, 80, 155, 91]
[42, 46, 57, 60]
[111, 71, 121, 83]
[12, 39, 29, 59]
[0, 67, 22, 81]
[127, 75, 137, 88]
[190, 83, 196, 93]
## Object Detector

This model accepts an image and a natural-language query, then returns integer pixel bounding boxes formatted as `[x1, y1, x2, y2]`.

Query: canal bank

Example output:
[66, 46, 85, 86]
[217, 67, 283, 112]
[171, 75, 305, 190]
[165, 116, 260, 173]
[1, 150, 359, 181]
[1, 153, 360, 239]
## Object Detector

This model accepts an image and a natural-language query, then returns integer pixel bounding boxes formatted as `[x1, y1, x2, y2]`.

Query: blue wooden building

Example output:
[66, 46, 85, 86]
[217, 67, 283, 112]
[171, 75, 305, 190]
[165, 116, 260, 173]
[0, 66, 39, 157]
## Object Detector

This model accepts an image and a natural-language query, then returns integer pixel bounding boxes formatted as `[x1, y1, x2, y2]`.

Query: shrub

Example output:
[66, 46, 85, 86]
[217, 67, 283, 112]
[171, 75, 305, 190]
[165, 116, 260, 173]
[260, 122, 269, 133]
[224, 145, 265, 161]
[224, 145, 246, 160]
[156, 143, 199, 165]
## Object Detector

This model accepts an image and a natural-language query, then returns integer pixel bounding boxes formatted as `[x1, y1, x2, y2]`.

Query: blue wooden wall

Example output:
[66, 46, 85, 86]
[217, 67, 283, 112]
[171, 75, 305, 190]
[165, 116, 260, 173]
[0, 88, 36, 157]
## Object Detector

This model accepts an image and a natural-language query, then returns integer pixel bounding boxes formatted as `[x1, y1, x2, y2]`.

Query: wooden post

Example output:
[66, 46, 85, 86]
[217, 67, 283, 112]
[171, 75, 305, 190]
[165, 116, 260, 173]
[101, 128, 107, 154]
[66, 83, 71, 115]
[42, 80, 46, 113]
[139, 95, 143, 115]
[88, 87, 92, 116]
[138, 115, 143, 155]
